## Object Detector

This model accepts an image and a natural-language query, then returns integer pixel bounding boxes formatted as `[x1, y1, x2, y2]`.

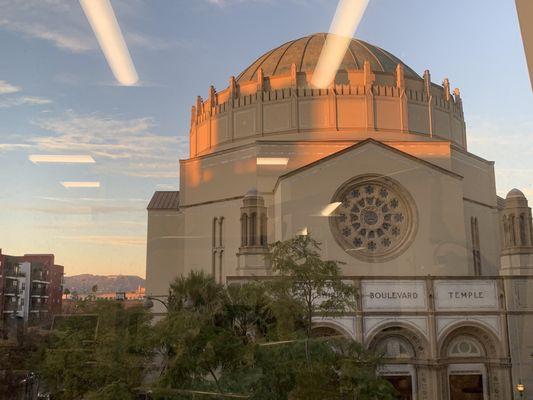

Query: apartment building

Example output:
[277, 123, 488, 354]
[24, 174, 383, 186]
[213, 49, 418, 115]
[0, 250, 64, 336]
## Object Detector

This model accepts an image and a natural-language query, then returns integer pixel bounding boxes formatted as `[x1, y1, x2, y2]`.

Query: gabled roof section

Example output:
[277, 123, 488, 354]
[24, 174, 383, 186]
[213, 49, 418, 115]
[276, 139, 462, 189]
[147, 191, 180, 211]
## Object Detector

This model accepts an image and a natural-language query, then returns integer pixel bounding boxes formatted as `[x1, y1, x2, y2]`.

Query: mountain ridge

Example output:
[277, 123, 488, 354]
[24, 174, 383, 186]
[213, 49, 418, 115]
[64, 274, 145, 294]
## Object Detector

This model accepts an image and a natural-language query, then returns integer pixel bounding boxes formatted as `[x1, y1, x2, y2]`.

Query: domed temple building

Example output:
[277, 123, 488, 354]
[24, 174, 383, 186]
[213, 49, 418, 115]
[146, 34, 533, 399]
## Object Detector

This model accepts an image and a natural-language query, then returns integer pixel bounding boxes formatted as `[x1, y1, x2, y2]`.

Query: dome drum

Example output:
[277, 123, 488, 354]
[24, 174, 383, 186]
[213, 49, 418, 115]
[189, 34, 466, 158]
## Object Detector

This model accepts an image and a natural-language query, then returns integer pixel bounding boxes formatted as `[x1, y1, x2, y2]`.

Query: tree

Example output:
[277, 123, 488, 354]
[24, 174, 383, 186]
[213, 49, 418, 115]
[153, 236, 397, 400]
[35, 301, 154, 400]
[155, 271, 258, 397]
[268, 235, 357, 358]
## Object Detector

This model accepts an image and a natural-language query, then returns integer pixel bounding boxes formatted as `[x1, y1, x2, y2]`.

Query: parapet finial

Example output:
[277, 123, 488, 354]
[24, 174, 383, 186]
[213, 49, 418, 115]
[363, 61, 373, 87]
[423, 70, 431, 97]
[453, 87, 461, 99]
[257, 67, 264, 91]
[443, 78, 451, 101]
[190, 105, 196, 125]
[291, 63, 297, 86]
[396, 63, 405, 89]
[196, 96, 203, 115]
[208, 85, 217, 108]
[229, 76, 237, 99]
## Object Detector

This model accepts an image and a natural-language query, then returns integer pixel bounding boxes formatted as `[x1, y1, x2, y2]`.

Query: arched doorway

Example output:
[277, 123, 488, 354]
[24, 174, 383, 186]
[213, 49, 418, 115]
[445, 336, 487, 400]
[439, 324, 502, 400]
[377, 336, 417, 400]
[369, 325, 429, 400]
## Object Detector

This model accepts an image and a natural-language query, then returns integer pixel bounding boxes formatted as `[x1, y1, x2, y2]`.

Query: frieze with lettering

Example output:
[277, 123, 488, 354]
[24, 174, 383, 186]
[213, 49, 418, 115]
[434, 280, 499, 311]
[361, 280, 427, 311]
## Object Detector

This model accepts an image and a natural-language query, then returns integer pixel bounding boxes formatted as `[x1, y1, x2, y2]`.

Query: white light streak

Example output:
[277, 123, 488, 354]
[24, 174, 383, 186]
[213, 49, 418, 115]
[80, 0, 138, 86]
[311, 0, 370, 89]
[256, 157, 289, 166]
[61, 181, 101, 188]
[320, 202, 342, 216]
[30, 155, 95, 164]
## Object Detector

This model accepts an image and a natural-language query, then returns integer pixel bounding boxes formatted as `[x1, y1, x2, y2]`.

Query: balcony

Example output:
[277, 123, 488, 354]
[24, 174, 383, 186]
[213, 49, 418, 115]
[30, 303, 49, 312]
[4, 268, 24, 279]
[3, 286, 20, 296]
[31, 274, 50, 284]
[31, 287, 48, 297]
[3, 303, 20, 312]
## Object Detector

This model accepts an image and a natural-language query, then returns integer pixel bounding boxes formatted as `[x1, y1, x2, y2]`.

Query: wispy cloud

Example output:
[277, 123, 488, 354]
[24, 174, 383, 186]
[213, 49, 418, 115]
[1, 111, 186, 178]
[0, 0, 182, 54]
[0, 80, 21, 94]
[0, 96, 52, 108]
[11, 204, 144, 215]
[58, 235, 146, 246]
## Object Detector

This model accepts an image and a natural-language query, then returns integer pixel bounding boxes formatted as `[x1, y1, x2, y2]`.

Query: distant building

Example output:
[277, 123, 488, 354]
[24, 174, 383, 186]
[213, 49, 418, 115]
[0, 251, 64, 336]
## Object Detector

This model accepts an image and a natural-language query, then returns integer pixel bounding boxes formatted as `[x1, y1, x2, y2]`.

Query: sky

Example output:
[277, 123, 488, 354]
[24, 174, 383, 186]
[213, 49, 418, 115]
[0, 0, 531, 278]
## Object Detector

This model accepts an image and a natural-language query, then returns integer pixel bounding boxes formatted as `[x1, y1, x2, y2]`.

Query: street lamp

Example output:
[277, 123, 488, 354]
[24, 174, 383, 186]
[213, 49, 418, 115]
[143, 296, 168, 311]
[517, 382, 525, 399]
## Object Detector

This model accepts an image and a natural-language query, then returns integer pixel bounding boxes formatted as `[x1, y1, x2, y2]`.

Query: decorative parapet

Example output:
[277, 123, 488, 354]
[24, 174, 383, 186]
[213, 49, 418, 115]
[189, 64, 466, 158]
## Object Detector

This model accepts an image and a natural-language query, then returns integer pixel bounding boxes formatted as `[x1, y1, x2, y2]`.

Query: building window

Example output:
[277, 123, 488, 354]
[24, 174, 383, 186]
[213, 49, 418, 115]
[377, 337, 415, 359]
[510, 215, 516, 246]
[212, 217, 218, 248]
[250, 212, 257, 246]
[218, 250, 224, 284]
[519, 214, 527, 246]
[471, 217, 482, 275]
[260, 213, 267, 246]
[241, 214, 248, 247]
[218, 217, 224, 247]
[447, 336, 484, 357]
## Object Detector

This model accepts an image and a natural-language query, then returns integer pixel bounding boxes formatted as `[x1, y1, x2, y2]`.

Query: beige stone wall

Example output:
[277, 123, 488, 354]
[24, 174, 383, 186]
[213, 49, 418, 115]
[145, 210, 185, 297]
[275, 141, 469, 276]
[503, 277, 533, 400]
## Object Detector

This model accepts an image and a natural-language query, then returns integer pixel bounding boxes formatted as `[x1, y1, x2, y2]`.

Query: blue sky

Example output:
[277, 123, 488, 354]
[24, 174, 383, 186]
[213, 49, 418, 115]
[0, 0, 531, 277]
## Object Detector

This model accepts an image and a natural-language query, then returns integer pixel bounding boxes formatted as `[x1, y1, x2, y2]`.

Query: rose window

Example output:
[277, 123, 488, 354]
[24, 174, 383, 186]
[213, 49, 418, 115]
[330, 176, 417, 261]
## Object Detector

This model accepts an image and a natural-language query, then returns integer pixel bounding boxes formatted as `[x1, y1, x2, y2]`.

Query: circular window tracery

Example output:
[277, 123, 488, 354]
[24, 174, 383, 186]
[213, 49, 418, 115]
[447, 336, 484, 358]
[330, 175, 417, 261]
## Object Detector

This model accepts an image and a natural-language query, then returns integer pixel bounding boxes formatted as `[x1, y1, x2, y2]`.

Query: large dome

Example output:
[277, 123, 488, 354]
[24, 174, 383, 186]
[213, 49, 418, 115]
[236, 33, 420, 83]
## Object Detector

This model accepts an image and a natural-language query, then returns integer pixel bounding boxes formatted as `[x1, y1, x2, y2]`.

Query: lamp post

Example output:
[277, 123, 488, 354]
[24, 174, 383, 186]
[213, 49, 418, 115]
[517, 382, 525, 399]
[143, 296, 169, 311]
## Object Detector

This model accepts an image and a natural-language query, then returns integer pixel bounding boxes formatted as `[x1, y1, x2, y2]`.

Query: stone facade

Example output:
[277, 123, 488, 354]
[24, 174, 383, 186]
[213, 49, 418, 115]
[146, 33, 533, 399]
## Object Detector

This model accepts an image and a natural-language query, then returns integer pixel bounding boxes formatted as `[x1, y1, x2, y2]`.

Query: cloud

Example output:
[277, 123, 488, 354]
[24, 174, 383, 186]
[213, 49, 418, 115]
[11, 204, 144, 215]
[57, 235, 146, 246]
[0, 96, 52, 108]
[0, 80, 21, 94]
[1, 111, 186, 179]
[0, 0, 179, 54]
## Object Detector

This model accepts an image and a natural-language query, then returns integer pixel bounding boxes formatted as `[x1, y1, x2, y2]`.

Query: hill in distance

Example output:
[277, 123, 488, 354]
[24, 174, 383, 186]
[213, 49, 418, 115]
[64, 274, 145, 294]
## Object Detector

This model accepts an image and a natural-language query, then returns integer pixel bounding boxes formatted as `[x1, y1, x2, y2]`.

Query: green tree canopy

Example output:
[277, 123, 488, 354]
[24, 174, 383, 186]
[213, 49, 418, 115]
[154, 235, 397, 400]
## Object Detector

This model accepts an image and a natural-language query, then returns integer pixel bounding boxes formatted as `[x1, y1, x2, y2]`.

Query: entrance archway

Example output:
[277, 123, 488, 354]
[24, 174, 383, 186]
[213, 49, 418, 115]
[446, 336, 487, 400]
[439, 324, 502, 400]
[368, 325, 430, 400]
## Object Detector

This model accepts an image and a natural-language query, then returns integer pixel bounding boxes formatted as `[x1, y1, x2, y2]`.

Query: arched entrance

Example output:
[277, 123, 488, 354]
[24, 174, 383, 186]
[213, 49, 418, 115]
[446, 336, 487, 400]
[368, 325, 430, 400]
[439, 324, 504, 400]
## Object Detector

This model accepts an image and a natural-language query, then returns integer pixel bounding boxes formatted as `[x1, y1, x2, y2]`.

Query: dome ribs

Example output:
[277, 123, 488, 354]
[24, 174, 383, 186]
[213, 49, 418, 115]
[298, 34, 315, 71]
